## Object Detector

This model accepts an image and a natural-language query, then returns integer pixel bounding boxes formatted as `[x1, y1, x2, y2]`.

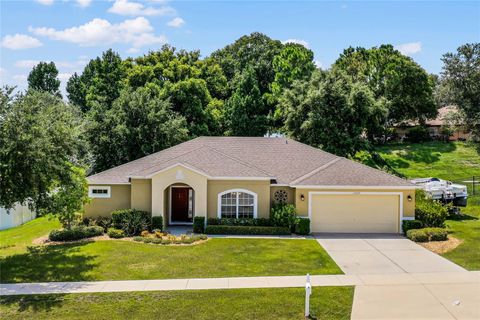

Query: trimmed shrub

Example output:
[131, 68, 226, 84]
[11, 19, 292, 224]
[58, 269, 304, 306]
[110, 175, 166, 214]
[151, 216, 163, 231]
[49, 226, 103, 242]
[424, 228, 448, 241]
[295, 218, 310, 235]
[406, 229, 429, 242]
[111, 209, 152, 236]
[205, 225, 290, 235]
[133, 236, 143, 242]
[415, 193, 449, 228]
[402, 220, 423, 234]
[107, 228, 125, 239]
[206, 218, 272, 226]
[193, 216, 205, 233]
[270, 203, 297, 231]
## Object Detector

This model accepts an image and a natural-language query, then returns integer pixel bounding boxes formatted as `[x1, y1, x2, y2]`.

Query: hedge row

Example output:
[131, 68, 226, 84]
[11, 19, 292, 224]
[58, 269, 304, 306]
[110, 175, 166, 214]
[406, 227, 448, 242]
[49, 226, 104, 241]
[205, 225, 290, 235]
[206, 217, 272, 226]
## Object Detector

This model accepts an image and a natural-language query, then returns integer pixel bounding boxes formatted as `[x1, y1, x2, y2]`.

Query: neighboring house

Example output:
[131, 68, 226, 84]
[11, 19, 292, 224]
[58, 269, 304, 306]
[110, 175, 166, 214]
[0, 203, 36, 230]
[394, 106, 471, 141]
[85, 137, 416, 234]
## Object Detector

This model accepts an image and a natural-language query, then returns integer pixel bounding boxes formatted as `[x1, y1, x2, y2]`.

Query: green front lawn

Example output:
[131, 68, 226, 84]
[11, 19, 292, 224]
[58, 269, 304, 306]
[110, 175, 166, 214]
[1, 237, 341, 283]
[0, 216, 60, 257]
[375, 141, 480, 270]
[0, 286, 354, 320]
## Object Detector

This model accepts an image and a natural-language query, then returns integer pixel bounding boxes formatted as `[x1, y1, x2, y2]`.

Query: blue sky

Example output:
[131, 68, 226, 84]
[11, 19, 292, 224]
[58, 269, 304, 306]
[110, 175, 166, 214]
[1, 0, 479, 93]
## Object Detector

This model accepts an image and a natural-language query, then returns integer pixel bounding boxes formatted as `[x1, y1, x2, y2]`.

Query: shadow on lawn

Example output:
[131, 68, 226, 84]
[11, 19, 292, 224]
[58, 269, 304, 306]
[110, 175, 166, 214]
[0, 242, 98, 283]
[380, 142, 457, 164]
[0, 294, 68, 313]
[448, 214, 478, 222]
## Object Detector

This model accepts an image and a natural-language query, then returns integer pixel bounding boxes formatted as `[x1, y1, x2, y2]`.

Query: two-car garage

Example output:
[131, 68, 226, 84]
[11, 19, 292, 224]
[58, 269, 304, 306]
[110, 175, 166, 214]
[309, 192, 402, 234]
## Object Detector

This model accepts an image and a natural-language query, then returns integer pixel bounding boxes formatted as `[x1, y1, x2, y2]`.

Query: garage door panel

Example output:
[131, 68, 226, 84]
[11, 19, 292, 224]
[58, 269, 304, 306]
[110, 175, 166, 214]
[310, 194, 399, 233]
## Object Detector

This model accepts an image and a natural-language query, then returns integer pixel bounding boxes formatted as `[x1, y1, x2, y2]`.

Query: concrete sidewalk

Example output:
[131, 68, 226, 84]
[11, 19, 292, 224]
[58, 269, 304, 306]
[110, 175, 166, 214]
[2, 272, 479, 296]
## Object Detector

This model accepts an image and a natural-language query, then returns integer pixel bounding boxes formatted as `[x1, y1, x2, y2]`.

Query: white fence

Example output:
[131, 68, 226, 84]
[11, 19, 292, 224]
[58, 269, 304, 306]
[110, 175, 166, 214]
[0, 203, 36, 230]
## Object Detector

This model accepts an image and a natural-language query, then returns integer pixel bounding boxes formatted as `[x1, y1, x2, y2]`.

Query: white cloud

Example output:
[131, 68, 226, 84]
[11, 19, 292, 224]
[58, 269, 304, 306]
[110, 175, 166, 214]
[281, 39, 309, 48]
[127, 47, 140, 54]
[76, 0, 92, 8]
[1, 34, 43, 50]
[167, 17, 185, 28]
[108, 0, 175, 16]
[29, 17, 167, 48]
[15, 58, 88, 70]
[314, 60, 322, 68]
[395, 42, 422, 56]
[36, 0, 54, 5]
[13, 74, 28, 81]
[15, 60, 40, 68]
[58, 73, 72, 82]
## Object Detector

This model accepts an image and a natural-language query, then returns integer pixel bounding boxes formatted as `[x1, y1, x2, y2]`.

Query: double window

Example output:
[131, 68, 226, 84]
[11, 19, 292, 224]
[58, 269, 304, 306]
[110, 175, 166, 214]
[88, 186, 111, 198]
[218, 189, 257, 219]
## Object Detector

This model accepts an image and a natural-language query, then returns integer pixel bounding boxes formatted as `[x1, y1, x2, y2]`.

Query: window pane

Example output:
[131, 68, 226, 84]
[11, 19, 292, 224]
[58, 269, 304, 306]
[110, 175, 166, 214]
[221, 205, 236, 218]
[221, 192, 237, 206]
[238, 205, 254, 218]
[238, 192, 254, 205]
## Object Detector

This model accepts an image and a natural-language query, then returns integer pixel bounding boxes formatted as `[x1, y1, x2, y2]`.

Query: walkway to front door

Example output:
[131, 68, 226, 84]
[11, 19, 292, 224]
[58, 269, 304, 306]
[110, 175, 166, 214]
[170, 187, 194, 224]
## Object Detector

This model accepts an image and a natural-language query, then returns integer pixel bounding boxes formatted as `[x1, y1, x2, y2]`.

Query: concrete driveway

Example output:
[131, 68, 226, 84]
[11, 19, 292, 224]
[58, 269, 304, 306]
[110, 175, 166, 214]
[315, 234, 479, 319]
[315, 233, 466, 274]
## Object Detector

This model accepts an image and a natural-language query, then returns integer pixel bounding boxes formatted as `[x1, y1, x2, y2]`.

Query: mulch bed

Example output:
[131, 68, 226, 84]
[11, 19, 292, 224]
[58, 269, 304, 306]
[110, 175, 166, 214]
[418, 236, 463, 254]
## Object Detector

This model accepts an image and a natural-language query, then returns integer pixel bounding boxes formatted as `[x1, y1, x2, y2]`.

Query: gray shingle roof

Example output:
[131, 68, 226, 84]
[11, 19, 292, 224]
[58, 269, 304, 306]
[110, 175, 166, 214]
[87, 137, 414, 187]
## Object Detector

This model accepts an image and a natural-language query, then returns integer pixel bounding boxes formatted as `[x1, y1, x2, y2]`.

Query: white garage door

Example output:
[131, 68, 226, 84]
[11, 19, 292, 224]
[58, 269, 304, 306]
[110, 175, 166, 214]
[310, 192, 400, 233]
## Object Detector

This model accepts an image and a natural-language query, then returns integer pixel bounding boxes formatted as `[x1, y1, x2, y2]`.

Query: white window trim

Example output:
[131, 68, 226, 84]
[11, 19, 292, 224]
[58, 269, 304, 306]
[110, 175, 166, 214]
[88, 186, 111, 199]
[217, 189, 258, 219]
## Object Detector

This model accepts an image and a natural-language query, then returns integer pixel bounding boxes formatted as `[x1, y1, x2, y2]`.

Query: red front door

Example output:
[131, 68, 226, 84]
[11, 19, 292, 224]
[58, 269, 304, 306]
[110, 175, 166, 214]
[171, 188, 192, 223]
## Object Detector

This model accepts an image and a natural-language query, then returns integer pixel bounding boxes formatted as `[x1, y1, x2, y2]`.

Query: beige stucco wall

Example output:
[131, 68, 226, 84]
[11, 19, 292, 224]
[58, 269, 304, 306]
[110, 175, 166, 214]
[151, 165, 208, 222]
[207, 180, 271, 218]
[131, 179, 152, 213]
[294, 188, 416, 219]
[270, 186, 295, 205]
[84, 184, 131, 218]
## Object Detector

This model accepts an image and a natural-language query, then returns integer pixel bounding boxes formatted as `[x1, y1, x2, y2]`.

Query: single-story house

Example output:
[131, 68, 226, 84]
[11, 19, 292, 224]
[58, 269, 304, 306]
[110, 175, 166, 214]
[85, 137, 416, 233]
[394, 106, 471, 141]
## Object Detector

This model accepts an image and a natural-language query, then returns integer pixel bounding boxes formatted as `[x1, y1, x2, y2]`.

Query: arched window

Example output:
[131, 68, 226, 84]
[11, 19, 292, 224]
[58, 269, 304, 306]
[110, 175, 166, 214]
[217, 189, 257, 219]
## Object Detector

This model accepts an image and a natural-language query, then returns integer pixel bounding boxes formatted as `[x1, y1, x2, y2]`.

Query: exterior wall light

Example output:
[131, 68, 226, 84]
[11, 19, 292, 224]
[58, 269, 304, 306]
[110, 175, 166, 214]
[300, 194, 305, 201]
[407, 195, 412, 202]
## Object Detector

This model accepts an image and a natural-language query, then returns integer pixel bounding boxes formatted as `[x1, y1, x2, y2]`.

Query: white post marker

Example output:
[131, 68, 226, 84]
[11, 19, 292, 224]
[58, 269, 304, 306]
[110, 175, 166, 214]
[305, 273, 312, 318]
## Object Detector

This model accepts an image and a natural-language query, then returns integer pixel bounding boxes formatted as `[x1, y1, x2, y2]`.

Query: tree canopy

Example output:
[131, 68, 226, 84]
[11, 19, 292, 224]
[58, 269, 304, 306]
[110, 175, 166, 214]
[0, 89, 86, 210]
[27, 62, 61, 97]
[439, 43, 480, 147]
[280, 70, 380, 156]
[333, 45, 437, 127]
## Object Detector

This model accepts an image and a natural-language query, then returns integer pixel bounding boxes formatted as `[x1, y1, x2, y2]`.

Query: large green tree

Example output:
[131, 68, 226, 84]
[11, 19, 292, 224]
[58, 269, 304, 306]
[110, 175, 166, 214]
[0, 89, 86, 211]
[333, 45, 437, 128]
[88, 84, 189, 171]
[66, 49, 125, 112]
[439, 43, 480, 147]
[124, 45, 228, 136]
[271, 43, 316, 95]
[211, 33, 283, 95]
[27, 62, 61, 97]
[281, 70, 378, 157]
[225, 67, 271, 136]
